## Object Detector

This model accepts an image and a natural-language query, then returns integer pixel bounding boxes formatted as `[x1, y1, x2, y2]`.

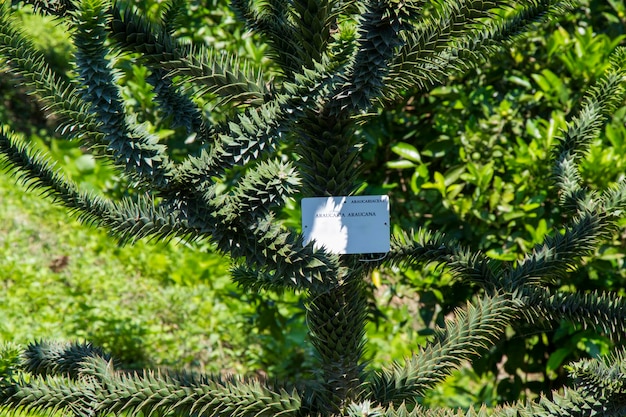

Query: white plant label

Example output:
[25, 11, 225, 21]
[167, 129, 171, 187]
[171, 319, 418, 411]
[302, 195, 390, 254]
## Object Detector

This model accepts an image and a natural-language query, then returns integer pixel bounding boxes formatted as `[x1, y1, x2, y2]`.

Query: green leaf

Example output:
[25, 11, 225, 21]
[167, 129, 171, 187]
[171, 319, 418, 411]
[391, 142, 421, 163]
[386, 160, 416, 169]
[546, 347, 571, 379]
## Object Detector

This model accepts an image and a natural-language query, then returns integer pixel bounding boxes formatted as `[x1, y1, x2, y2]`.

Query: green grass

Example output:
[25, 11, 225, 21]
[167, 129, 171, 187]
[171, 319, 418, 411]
[0, 166, 268, 374]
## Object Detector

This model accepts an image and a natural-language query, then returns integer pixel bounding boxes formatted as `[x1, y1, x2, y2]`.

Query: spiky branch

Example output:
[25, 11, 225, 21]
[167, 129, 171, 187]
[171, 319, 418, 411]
[2, 0, 626, 416]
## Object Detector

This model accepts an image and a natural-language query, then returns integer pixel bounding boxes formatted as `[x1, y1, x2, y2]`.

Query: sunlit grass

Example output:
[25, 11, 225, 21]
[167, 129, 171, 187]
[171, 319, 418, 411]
[0, 166, 260, 374]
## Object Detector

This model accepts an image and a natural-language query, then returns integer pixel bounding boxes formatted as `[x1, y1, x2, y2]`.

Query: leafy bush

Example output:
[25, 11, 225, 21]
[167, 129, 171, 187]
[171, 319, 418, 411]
[359, 0, 626, 404]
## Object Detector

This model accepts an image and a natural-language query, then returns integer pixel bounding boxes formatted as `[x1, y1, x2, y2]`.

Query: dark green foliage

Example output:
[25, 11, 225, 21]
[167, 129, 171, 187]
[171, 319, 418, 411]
[1, 342, 305, 417]
[367, 294, 520, 405]
[358, 0, 626, 403]
[1, 0, 626, 415]
[20, 341, 112, 379]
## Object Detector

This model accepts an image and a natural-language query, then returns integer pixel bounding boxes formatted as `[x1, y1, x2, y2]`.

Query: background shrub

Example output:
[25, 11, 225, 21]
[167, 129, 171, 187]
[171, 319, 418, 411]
[358, 0, 626, 406]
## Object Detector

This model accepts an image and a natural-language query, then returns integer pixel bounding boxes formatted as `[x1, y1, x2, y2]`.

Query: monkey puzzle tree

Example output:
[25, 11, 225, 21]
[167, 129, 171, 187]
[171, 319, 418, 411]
[2, 0, 626, 415]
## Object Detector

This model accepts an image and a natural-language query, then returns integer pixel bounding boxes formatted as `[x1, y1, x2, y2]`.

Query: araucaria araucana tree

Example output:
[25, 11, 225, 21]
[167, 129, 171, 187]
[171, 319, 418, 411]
[2, 0, 626, 415]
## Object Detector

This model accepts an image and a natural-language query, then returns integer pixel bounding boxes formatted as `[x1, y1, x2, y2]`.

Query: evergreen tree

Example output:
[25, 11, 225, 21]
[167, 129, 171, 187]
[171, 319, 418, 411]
[1, 0, 626, 415]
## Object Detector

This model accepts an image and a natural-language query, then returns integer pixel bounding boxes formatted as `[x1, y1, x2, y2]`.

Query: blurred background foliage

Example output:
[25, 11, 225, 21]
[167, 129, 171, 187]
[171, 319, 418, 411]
[1, 0, 626, 409]
[358, 0, 626, 407]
